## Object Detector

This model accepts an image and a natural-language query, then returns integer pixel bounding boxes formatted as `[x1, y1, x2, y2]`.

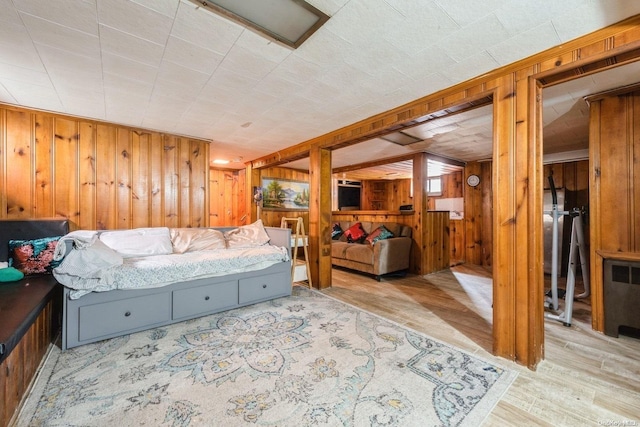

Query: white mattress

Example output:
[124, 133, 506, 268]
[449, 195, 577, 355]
[56, 245, 289, 299]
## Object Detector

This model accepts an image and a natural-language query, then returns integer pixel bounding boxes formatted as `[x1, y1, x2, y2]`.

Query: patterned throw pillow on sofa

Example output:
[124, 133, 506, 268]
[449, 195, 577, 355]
[8, 236, 62, 275]
[365, 225, 394, 245]
[331, 223, 343, 240]
[343, 222, 368, 243]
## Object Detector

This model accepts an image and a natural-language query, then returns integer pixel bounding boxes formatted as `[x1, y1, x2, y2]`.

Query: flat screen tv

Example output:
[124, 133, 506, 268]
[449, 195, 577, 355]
[338, 186, 360, 210]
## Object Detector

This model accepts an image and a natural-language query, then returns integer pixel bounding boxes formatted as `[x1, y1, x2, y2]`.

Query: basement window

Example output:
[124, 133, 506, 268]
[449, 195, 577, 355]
[427, 177, 442, 196]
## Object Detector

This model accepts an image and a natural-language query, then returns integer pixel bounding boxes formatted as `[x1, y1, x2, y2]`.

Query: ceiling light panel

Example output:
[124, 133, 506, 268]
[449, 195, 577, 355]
[188, 0, 330, 49]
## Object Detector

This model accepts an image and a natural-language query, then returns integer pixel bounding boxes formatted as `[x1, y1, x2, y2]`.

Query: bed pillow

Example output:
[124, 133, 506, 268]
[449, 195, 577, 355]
[8, 236, 62, 275]
[365, 225, 394, 245]
[331, 223, 343, 240]
[343, 222, 368, 243]
[225, 219, 270, 249]
[99, 227, 173, 258]
[170, 228, 226, 253]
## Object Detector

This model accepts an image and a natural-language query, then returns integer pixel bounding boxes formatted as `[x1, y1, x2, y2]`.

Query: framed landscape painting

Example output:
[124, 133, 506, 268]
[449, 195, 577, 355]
[261, 177, 309, 210]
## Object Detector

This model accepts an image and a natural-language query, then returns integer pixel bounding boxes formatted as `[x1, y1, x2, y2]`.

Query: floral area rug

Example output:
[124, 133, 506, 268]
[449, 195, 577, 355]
[17, 286, 516, 427]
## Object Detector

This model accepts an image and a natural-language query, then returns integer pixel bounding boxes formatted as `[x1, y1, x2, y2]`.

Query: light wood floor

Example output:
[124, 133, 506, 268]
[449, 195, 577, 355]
[319, 265, 640, 426]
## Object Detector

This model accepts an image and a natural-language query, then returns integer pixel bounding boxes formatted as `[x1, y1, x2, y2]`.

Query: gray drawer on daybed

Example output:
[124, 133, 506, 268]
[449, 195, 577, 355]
[239, 271, 290, 305]
[78, 293, 171, 341]
[173, 280, 238, 320]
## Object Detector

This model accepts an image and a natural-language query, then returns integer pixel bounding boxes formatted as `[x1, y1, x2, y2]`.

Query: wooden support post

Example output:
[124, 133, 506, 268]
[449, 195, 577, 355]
[492, 74, 544, 369]
[309, 147, 332, 289]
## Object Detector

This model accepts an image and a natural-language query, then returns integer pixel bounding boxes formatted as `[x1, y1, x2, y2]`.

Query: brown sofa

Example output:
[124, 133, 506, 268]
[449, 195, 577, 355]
[331, 221, 412, 280]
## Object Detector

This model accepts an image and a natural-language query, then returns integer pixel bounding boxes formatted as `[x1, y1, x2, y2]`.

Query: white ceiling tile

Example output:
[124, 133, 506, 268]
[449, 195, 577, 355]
[394, 45, 457, 81]
[131, 0, 179, 18]
[233, 30, 293, 63]
[60, 94, 105, 119]
[16, 0, 98, 35]
[219, 44, 280, 81]
[99, 25, 164, 67]
[494, 0, 585, 36]
[48, 68, 103, 94]
[440, 14, 510, 62]
[0, 82, 17, 104]
[103, 72, 153, 99]
[0, 0, 19, 24]
[433, 0, 506, 27]
[102, 51, 159, 83]
[205, 67, 258, 94]
[488, 22, 561, 66]
[382, 1, 461, 55]
[163, 36, 223, 74]
[0, 63, 50, 86]
[552, 1, 640, 43]
[98, 0, 173, 45]
[171, 2, 241, 55]
[444, 52, 501, 83]
[306, 0, 347, 16]
[35, 42, 101, 74]
[1, 78, 62, 110]
[20, 13, 100, 59]
[152, 79, 200, 102]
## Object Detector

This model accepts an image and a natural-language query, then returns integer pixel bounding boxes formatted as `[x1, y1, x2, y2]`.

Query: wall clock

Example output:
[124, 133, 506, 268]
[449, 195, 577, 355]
[466, 174, 480, 187]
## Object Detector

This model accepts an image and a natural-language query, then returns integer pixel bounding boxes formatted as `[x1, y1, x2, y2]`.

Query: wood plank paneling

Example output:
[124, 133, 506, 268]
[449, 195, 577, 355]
[0, 105, 209, 230]
[208, 168, 247, 226]
[116, 128, 132, 228]
[589, 90, 640, 331]
[34, 114, 53, 218]
[190, 141, 206, 228]
[96, 124, 117, 230]
[53, 118, 80, 223]
[131, 131, 150, 229]
[0, 301, 53, 427]
[6, 109, 32, 217]
[150, 133, 163, 227]
[78, 122, 96, 230]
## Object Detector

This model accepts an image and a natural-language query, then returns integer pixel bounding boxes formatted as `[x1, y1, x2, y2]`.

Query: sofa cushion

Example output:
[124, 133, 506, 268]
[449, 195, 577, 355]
[343, 222, 367, 243]
[331, 241, 350, 258]
[365, 225, 394, 245]
[345, 244, 374, 264]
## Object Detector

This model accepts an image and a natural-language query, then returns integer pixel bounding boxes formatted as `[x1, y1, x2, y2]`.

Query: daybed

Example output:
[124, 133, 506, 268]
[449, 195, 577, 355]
[331, 221, 412, 280]
[56, 222, 292, 350]
[1, 220, 291, 352]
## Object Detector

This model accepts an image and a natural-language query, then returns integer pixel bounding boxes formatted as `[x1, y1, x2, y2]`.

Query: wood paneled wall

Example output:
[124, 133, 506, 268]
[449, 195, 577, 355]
[464, 162, 493, 268]
[0, 105, 209, 229]
[428, 171, 465, 265]
[360, 178, 412, 210]
[589, 90, 640, 331]
[209, 167, 247, 226]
